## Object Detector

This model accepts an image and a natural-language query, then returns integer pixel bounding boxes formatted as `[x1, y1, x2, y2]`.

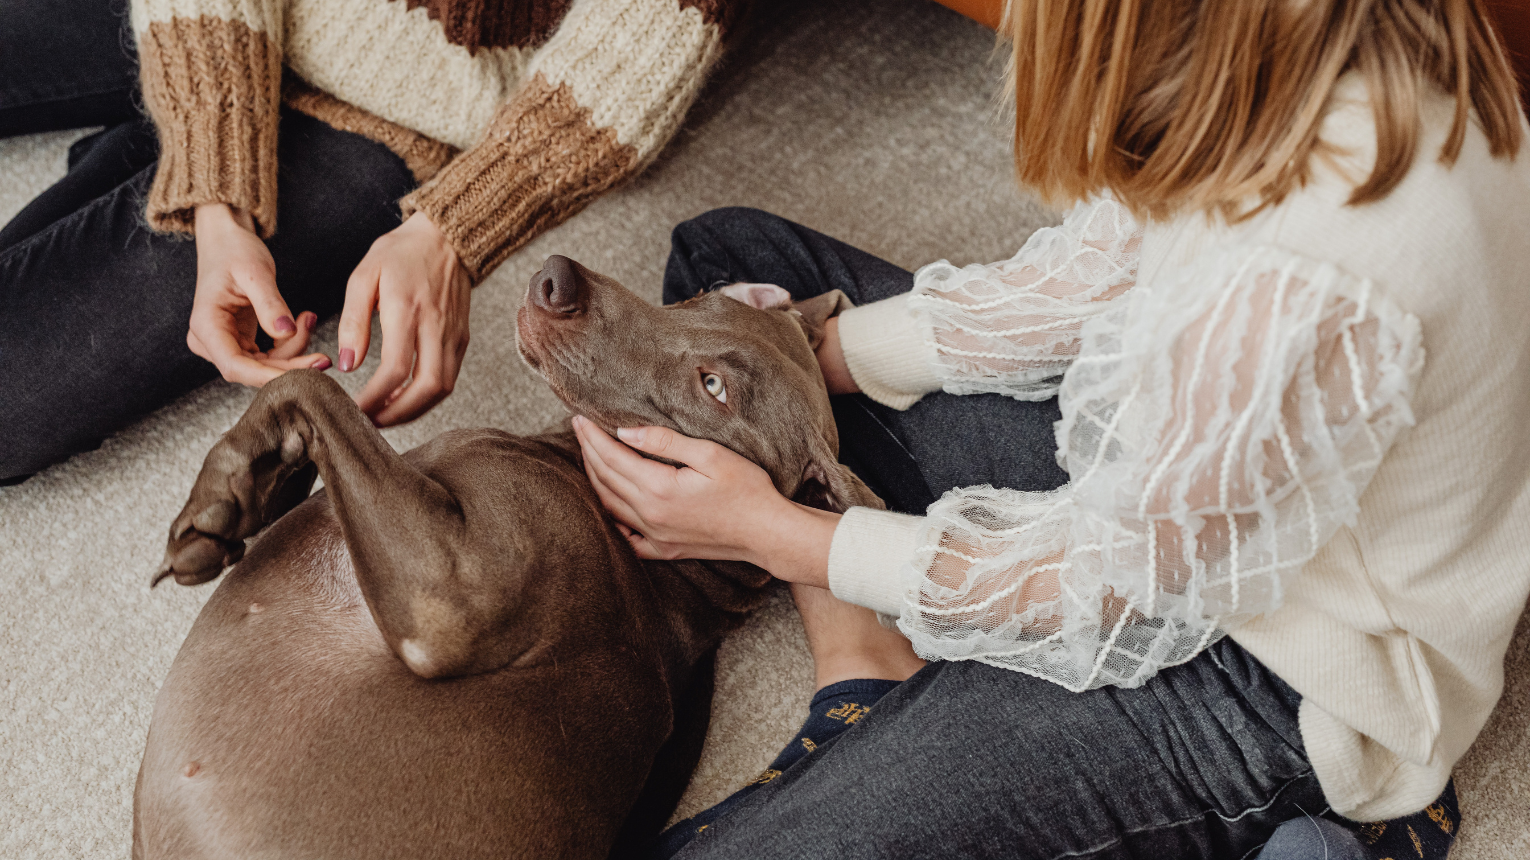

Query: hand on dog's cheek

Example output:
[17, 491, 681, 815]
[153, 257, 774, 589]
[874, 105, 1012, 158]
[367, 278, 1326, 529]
[572, 417, 838, 589]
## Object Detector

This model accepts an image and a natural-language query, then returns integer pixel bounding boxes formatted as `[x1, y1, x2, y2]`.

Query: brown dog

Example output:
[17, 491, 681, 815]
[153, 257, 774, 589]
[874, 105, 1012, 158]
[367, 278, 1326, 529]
[132, 256, 878, 859]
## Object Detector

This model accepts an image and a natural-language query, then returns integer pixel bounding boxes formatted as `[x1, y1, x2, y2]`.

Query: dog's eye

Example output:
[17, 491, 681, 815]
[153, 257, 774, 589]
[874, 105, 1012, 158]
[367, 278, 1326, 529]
[702, 372, 728, 404]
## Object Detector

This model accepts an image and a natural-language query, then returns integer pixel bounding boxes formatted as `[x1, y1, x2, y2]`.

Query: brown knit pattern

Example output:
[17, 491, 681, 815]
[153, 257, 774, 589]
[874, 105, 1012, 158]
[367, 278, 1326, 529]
[282, 77, 459, 182]
[400, 72, 639, 280]
[400, 0, 572, 54]
[139, 17, 282, 237]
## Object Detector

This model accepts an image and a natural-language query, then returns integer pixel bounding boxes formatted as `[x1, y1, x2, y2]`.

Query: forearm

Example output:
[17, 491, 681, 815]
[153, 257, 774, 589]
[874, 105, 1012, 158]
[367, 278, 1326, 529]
[195, 203, 256, 234]
[743, 500, 841, 590]
[816, 317, 859, 395]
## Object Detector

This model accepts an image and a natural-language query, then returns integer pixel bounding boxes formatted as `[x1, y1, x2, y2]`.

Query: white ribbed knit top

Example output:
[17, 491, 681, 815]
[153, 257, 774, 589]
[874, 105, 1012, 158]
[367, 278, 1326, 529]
[827, 75, 1530, 820]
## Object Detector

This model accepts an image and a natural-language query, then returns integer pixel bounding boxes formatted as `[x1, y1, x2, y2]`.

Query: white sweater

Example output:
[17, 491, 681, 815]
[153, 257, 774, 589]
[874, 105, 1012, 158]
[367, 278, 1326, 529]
[827, 76, 1530, 821]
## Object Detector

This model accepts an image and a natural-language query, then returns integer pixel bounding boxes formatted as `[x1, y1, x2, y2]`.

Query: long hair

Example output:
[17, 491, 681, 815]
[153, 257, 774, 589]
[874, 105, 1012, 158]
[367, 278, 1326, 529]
[1005, 0, 1524, 221]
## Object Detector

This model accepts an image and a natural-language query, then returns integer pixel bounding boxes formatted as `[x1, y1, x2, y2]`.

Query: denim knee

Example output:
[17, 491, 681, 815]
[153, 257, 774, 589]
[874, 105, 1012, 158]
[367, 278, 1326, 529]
[670, 206, 783, 245]
[664, 207, 786, 303]
[1253, 817, 1367, 860]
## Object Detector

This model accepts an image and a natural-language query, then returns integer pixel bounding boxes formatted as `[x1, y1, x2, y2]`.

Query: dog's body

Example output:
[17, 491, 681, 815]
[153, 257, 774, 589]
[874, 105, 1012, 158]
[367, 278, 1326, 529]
[134, 259, 873, 859]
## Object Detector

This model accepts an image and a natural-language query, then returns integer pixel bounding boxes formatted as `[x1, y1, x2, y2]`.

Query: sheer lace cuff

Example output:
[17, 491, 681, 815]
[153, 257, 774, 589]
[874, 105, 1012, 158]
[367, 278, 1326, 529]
[906, 197, 1141, 401]
[837, 295, 943, 410]
[827, 507, 924, 616]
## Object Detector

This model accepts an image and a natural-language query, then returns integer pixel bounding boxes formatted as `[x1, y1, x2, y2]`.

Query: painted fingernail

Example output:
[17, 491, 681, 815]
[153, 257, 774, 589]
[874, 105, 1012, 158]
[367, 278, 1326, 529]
[310, 356, 332, 371]
[338, 348, 355, 372]
[301, 312, 316, 329]
[274, 316, 296, 335]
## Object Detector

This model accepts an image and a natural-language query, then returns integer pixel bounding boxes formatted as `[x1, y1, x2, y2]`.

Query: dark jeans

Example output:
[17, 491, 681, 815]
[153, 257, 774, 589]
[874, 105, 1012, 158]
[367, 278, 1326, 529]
[656, 208, 1458, 860]
[0, 0, 416, 482]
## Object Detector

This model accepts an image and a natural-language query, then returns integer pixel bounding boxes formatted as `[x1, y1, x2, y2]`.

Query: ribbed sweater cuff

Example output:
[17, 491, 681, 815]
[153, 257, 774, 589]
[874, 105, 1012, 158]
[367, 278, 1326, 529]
[401, 71, 638, 282]
[837, 294, 943, 411]
[138, 17, 282, 238]
[827, 507, 925, 617]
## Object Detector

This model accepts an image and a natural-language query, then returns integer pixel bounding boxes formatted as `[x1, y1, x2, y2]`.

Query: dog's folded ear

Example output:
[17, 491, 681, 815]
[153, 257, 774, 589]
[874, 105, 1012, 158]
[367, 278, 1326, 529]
[716, 283, 853, 352]
[793, 457, 884, 514]
[717, 282, 792, 309]
[787, 290, 853, 351]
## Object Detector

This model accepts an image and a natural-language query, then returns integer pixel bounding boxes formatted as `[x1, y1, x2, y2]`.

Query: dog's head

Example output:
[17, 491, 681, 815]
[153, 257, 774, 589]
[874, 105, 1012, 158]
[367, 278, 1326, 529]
[516, 256, 880, 513]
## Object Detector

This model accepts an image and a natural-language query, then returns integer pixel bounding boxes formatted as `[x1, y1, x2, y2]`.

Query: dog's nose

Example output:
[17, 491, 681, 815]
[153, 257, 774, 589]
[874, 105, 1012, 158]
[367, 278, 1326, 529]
[531, 255, 586, 315]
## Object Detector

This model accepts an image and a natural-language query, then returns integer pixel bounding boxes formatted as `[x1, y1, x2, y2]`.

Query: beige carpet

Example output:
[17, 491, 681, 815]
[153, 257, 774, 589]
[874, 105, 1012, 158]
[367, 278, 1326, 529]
[1, 1, 1525, 856]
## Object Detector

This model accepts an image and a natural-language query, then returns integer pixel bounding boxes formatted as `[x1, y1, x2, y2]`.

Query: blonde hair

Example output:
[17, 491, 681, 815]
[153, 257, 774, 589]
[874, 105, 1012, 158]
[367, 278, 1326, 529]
[1005, 0, 1524, 221]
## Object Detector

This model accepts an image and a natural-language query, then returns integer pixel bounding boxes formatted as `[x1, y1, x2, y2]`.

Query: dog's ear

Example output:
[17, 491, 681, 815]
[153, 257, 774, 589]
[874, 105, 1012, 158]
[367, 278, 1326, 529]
[787, 290, 852, 351]
[717, 284, 852, 351]
[717, 282, 792, 310]
[793, 456, 884, 514]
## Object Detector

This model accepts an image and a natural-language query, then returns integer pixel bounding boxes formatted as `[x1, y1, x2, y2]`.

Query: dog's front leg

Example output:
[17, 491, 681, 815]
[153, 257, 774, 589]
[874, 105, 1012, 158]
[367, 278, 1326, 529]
[157, 369, 523, 678]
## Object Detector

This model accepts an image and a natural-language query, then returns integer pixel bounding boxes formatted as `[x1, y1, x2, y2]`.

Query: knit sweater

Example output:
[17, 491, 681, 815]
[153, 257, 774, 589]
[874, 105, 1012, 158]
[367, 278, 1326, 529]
[828, 75, 1530, 821]
[128, 0, 737, 279]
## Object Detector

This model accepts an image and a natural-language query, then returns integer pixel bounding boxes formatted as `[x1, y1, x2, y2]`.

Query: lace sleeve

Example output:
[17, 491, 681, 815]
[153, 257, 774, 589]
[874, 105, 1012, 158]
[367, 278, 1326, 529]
[895, 247, 1424, 691]
[907, 196, 1142, 401]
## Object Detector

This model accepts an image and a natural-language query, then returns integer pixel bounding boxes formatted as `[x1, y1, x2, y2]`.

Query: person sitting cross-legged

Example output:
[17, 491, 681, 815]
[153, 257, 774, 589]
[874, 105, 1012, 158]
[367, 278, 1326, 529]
[572, 1, 1530, 857]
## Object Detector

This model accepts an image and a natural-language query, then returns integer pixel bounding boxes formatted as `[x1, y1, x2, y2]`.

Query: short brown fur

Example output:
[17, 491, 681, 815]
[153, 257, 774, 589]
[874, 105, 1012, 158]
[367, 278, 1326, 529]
[133, 258, 875, 859]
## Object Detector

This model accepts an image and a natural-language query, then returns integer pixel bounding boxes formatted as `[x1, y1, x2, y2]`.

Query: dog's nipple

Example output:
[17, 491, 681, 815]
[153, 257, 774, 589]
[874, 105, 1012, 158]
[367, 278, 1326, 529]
[247, 602, 263, 616]
[183, 761, 201, 778]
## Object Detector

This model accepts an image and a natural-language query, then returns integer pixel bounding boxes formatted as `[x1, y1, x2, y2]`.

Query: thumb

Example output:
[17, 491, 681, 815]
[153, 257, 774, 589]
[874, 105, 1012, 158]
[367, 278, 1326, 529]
[235, 265, 298, 342]
[615, 426, 720, 472]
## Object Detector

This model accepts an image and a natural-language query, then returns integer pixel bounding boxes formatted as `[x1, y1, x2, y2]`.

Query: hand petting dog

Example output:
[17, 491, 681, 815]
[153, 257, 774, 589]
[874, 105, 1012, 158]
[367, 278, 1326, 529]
[573, 415, 840, 590]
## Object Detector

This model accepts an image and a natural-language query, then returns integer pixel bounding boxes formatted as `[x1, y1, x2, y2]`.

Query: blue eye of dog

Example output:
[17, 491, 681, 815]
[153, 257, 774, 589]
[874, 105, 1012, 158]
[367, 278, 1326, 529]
[702, 373, 727, 404]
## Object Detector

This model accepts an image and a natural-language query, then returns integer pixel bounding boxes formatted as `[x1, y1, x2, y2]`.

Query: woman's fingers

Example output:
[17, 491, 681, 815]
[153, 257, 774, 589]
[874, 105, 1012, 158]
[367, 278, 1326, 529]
[262, 354, 334, 372]
[584, 453, 676, 561]
[572, 416, 799, 567]
[265, 311, 317, 360]
[338, 258, 381, 373]
[233, 261, 300, 345]
[578, 419, 686, 492]
[576, 419, 656, 513]
[340, 213, 471, 424]
[613, 425, 723, 477]
[193, 314, 285, 387]
[188, 203, 328, 386]
[187, 329, 211, 362]
[194, 311, 329, 375]
[584, 458, 649, 535]
[372, 320, 452, 426]
[355, 299, 419, 422]
[584, 463, 667, 559]
[624, 532, 665, 560]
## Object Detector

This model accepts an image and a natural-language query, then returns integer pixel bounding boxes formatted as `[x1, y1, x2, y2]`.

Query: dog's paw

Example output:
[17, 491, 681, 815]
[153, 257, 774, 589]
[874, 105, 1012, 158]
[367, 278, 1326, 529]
[153, 530, 246, 587]
[153, 467, 253, 587]
[152, 427, 313, 588]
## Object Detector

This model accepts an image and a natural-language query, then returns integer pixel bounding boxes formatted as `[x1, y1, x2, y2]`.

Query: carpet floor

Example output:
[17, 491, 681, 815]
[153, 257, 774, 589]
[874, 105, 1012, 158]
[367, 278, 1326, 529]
[1, 1, 1525, 857]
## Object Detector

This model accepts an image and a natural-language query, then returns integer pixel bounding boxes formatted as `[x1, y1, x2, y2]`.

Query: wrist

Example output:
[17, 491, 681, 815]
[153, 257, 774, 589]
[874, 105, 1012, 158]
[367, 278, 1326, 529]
[816, 316, 860, 395]
[401, 211, 465, 272]
[194, 203, 256, 235]
[745, 496, 840, 589]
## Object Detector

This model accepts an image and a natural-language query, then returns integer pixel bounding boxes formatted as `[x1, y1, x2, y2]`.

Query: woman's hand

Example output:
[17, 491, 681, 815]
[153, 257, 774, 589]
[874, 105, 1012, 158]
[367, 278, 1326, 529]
[338, 212, 472, 426]
[816, 316, 860, 395]
[572, 416, 840, 588]
[189, 203, 331, 385]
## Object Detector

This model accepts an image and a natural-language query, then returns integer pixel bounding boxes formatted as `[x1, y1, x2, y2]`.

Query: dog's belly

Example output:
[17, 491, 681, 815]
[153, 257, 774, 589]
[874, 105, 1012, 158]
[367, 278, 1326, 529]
[134, 497, 668, 860]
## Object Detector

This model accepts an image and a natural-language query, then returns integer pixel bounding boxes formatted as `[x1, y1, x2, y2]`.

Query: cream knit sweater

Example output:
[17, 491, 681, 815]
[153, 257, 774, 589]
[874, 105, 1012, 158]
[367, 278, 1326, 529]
[129, 0, 735, 279]
[827, 76, 1530, 821]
